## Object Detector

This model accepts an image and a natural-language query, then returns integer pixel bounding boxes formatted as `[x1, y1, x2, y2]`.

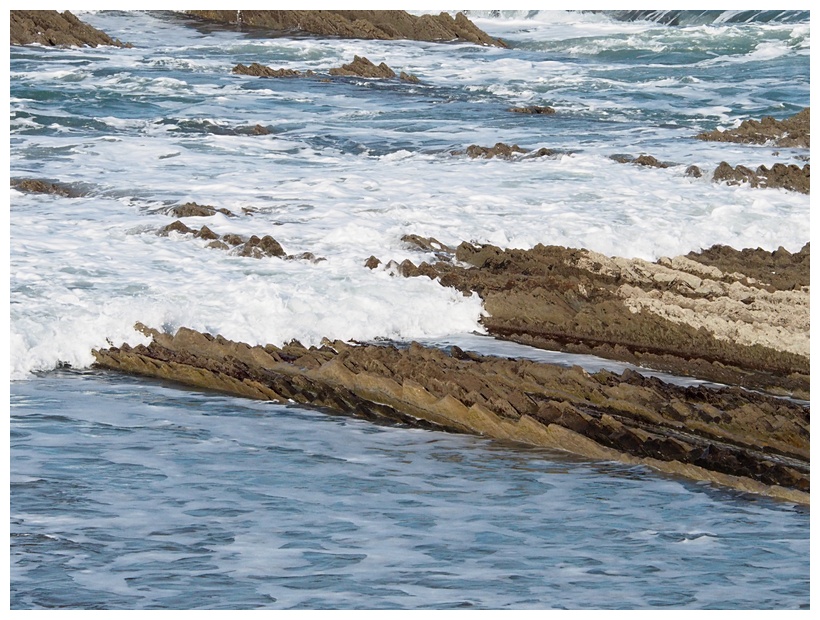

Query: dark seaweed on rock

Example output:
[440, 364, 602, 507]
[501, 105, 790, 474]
[93, 324, 810, 503]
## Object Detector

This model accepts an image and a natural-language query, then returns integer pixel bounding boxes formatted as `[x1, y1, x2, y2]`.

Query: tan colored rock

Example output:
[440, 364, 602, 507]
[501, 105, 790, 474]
[93, 325, 810, 503]
[379, 241, 810, 397]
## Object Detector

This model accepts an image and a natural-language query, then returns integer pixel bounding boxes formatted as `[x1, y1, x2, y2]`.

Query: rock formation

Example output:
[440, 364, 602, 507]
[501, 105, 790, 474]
[183, 10, 507, 47]
[165, 202, 235, 218]
[10, 177, 85, 197]
[10, 10, 131, 47]
[232, 63, 307, 78]
[93, 324, 810, 504]
[696, 108, 809, 148]
[508, 105, 556, 115]
[712, 161, 810, 194]
[157, 221, 322, 262]
[329, 56, 396, 78]
[383, 241, 809, 399]
[451, 143, 561, 159]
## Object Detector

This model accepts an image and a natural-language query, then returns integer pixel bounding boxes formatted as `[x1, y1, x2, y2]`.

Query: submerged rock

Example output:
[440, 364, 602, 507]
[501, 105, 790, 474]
[232, 63, 304, 78]
[696, 108, 810, 148]
[329, 56, 396, 78]
[10, 177, 84, 197]
[165, 202, 235, 218]
[10, 10, 131, 47]
[378, 241, 810, 398]
[183, 10, 507, 47]
[94, 324, 810, 504]
[508, 105, 556, 115]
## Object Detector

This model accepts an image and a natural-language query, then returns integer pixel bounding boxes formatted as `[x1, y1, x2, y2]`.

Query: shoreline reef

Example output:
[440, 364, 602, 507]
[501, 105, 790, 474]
[93, 322, 809, 505]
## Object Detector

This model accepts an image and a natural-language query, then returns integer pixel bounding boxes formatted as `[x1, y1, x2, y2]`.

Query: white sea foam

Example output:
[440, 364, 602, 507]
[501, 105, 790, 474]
[8, 10, 809, 379]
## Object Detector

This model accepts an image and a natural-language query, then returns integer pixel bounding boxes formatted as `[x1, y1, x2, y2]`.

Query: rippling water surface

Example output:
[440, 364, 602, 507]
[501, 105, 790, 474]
[9, 9, 810, 609]
[10, 372, 810, 609]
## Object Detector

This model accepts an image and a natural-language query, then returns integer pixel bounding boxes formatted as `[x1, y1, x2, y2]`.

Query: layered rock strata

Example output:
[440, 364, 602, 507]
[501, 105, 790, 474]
[10, 10, 131, 47]
[93, 324, 809, 503]
[329, 56, 395, 78]
[384, 242, 809, 398]
[696, 108, 810, 148]
[183, 10, 507, 47]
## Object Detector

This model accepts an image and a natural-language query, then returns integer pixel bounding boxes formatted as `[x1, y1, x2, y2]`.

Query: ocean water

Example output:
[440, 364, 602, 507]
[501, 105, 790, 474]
[8, 10, 810, 609]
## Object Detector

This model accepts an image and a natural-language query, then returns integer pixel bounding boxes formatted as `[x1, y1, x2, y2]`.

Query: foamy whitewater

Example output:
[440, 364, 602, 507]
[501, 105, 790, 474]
[9, 10, 810, 609]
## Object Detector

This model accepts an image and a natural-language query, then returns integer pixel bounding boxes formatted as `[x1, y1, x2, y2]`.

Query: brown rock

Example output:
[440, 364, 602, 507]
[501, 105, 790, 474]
[232, 63, 302, 78]
[459, 143, 528, 159]
[508, 105, 555, 115]
[400, 71, 420, 83]
[329, 55, 396, 78]
[166, 202, 235, 218]
[696, 108, 809, 148]
[10, 10, 131, 48]
[378, 241, 810, 397]
[10, 177, 83, 197]
[712, 161, 809, 194]
[184, 10, 507, 47]
[93, 326, 810, 503]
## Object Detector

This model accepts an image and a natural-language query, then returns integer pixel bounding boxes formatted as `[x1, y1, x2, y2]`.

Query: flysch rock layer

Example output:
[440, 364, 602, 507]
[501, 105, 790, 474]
[696, 108, 810, 148]
[93, 324, 809, 504]
[10, 10, 131, 47]
[183, 10, 507, 47]
[385, 242, 809, 398]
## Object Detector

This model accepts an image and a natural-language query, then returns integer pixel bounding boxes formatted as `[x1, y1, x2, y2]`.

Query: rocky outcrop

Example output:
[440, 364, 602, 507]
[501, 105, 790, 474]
[183, 10, 507, 47]
[696, 108, 809, 148]
[451, 143, 561, 159]
[232, 63, 308, 78]
[10, 177, 85, 197]
[611, 154, 672, 168]
[329, 56, 396, 78]
[93, 324, 810, 504]
[165, 202, 235, 218]
[508, 105, 555, 115]
[10, 10, 131, 47]
[712, 161, 810, 194]
[610, 156, 809, 193]
[157, 220, 322, 262]
[383, 242, 810, 398]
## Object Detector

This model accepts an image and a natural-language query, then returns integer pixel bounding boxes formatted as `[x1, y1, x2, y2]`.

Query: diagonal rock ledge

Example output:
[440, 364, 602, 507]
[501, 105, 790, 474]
[383, 242, 809, 398]
[93, 324, 809, 504]
[10, 10, 131, 48]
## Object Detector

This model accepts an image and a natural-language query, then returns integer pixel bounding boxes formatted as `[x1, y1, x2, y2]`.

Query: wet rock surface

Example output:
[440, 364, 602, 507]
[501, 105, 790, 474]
[232, 63, 307, 78]
[94, 324, 810, 503]
[165, 202, 235, 218]
[508, 105, 556, 115]
[452, 143, 561, 160]
[157, 220, 322, 262]
[10, 177, 86, 197]
[10, 10, 131, 47]
[383, 241, 810, 398]
[712, 161, 810, 194]
[696, 108, 810, 148]
[329, 56, 396, 79]
[183, 10, 507, 47]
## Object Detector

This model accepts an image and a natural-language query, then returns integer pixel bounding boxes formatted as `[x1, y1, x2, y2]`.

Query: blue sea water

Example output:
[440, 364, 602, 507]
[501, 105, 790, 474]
[9, 10, 811, 609]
